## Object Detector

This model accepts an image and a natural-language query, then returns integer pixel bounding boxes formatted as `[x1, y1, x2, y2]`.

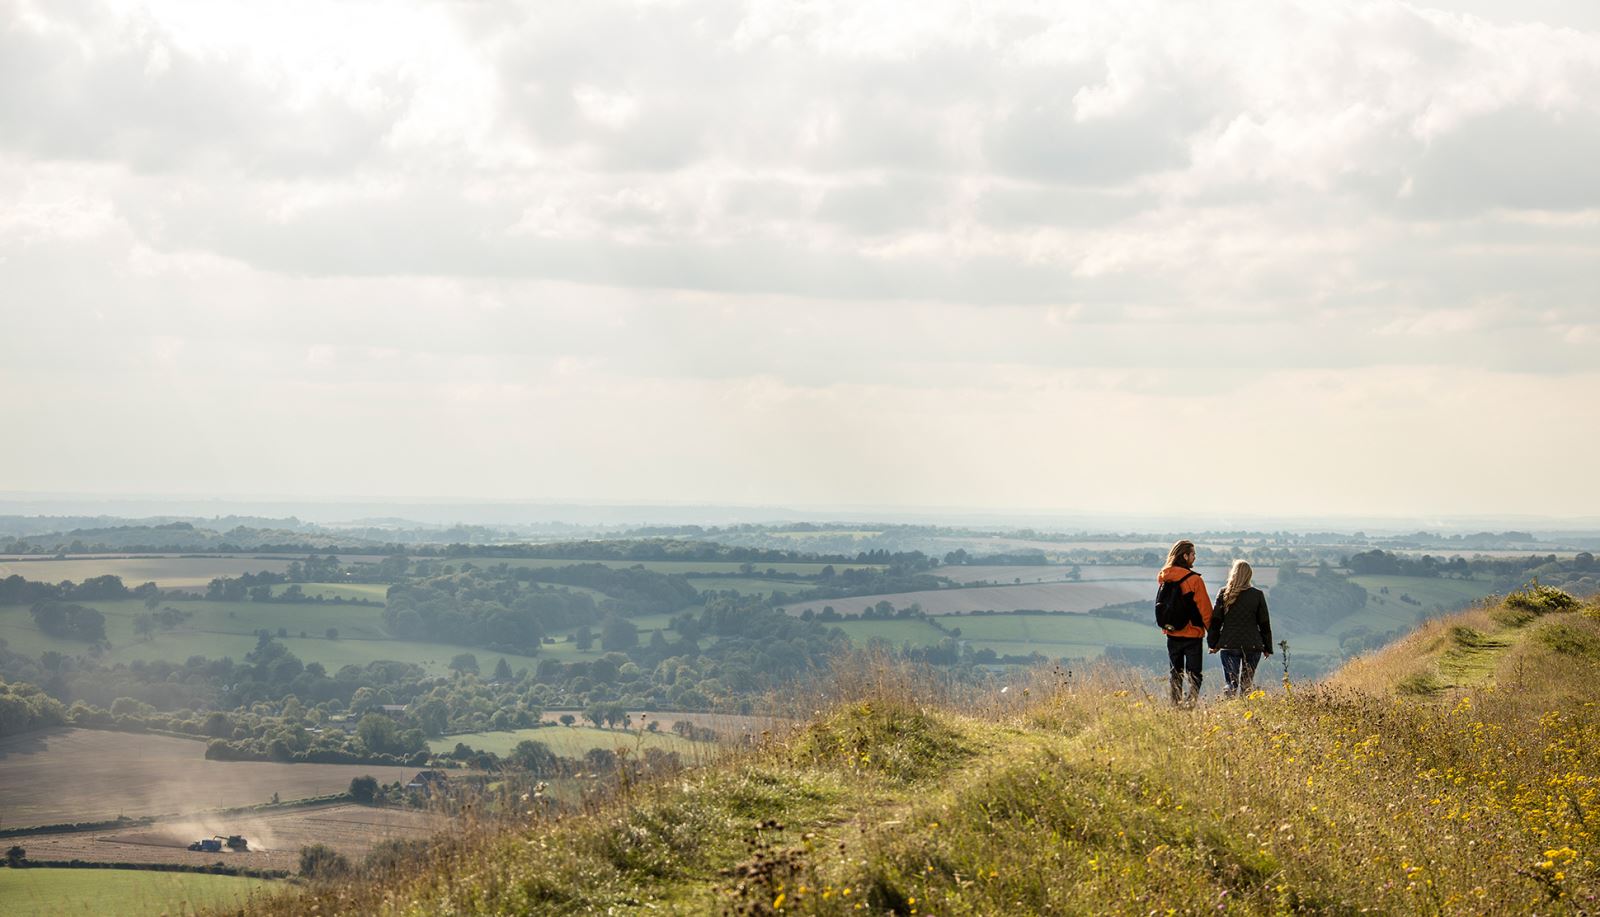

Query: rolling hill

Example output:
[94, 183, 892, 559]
[240, 584, 1600, 915]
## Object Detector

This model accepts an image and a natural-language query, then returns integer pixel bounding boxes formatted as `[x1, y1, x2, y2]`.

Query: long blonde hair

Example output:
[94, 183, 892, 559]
[1220, 560, 1253, 608]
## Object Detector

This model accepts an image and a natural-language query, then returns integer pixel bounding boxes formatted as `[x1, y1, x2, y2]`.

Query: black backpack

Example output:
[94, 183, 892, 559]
[1154, 571, 1202, 632]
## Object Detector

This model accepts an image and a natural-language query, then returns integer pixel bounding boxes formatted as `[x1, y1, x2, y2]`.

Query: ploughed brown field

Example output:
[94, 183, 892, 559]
[13, 803, 447, 872]
[0, 728, 422, 826]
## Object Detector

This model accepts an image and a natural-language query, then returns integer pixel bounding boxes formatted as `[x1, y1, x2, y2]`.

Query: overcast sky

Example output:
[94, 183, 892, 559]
[1, 0, 1596, 519]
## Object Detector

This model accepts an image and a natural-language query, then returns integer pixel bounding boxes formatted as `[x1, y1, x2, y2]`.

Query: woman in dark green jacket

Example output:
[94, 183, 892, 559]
[1207, 560, 1273, 697]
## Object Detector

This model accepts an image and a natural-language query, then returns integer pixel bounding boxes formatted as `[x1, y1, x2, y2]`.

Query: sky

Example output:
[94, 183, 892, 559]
[1, 0, 1597, 520]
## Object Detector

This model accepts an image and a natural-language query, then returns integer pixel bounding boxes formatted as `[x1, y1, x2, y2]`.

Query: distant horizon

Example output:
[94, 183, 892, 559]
[3, 492, 1599, 535]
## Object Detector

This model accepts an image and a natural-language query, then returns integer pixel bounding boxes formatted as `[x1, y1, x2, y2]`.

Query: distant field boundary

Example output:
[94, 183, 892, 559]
[0, 793, 352, 838]
[1, 861, 291, 879]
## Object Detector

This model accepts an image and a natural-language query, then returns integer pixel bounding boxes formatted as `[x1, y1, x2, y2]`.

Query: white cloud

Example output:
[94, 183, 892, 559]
[0, 0, 1597, 514]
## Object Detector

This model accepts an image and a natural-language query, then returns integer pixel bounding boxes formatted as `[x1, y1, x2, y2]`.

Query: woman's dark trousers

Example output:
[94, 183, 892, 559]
[1166, 636, 1203, 706]
[1219, 649, 1262, 697]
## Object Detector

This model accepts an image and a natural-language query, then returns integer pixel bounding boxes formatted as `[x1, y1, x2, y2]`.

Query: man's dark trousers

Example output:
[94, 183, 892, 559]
[1167, 635, 1203, 706]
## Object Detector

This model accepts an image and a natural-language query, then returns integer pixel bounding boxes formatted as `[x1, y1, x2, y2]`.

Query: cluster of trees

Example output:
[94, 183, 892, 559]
[29, 602, 107, 642]
[940, 549, 1056, 567]
[782, 566, 945, 606]
[384, 575, 600, 653]
[203, 709, 430, 765]
[519, 563, 698, 615]
[438, 538, 850, 565]
[1267, 565, 1369, 631]
[0, 574, 159, 606]
[501, 736, 683, 778]
[0, 679, 67, 737]
[1346, 550, 1599, 597]
[1345, 550, 1469, 578]
[201, 555, 401, 601]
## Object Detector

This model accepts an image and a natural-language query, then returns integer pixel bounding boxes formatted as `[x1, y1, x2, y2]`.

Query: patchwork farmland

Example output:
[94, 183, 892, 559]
[776, 564, 1284, 618]
[0, 728, 421, 827]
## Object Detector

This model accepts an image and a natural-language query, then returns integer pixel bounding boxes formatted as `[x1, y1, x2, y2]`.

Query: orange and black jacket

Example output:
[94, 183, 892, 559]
[1157, 565, 1213, 639]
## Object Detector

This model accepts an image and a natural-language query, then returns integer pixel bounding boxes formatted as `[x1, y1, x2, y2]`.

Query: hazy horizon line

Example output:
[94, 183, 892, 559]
[2, 492, 1599, 534]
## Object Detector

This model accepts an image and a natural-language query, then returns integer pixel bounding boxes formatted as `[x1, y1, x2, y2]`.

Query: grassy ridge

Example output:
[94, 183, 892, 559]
[239, 588, 1600, 915]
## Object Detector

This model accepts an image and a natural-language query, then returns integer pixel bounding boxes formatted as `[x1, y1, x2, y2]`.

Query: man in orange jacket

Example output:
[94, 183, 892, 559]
[1156, 539, 1213, 707]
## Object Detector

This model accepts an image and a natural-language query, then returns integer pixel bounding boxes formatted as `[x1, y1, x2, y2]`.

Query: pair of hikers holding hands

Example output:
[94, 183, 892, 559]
[1154, 539, 1274, 707]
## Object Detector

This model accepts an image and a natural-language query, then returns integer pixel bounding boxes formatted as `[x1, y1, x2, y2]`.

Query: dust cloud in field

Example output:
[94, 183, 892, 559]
[127, 814, 286, 853]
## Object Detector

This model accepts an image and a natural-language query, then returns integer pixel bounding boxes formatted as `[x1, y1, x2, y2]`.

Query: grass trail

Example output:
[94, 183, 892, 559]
[237, 586, 1600, 915]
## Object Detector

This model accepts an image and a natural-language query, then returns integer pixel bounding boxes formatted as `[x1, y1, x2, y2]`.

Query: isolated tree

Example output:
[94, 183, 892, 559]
[6, 845, 24, 866]
[559, 713, 576, 727]
[509, 739, 557, 775]
[412, 698, 448, 736]
[493, 657, 513, 681]
[349, 775, 379, 804]
[356, 713, 402, 756]
[449, 653, 479, 675]
[203, 711, 232, 737]
[584, 747, 618, 773]
[600, 615, 638, 651]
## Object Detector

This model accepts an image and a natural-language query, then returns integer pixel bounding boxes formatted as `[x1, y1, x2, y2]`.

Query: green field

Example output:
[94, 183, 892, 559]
[832, 614, 1171, 662]
[0, 868, 284, 917]
[0, 600, 543, 676]
[937, 614, 1153, 646]
[824, 595, 1386, 672]
[685, 577, 809, 598]
[434, 725, 706, 759]
[0, 591, 698, 676]
[267, 582, 391, 602]
[0, 556, 298, 591]
[830, 619, 949, 647]
[0, 598, 390, 647]
[1348, 575, 1497, 614]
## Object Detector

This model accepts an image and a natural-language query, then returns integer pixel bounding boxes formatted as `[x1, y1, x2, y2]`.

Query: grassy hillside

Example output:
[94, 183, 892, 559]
[239, 587, 1600, 915]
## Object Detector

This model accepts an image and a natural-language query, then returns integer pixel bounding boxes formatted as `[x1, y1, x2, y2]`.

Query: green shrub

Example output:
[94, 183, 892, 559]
[790, 702, 972, 783]
[1491, 606, 1535, 628]
[1448, 626, 1493, 648]
[1503, 583, 1579, 615]
[1535, 622, 1600, 659]
[1395, 672, 1444, 695]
